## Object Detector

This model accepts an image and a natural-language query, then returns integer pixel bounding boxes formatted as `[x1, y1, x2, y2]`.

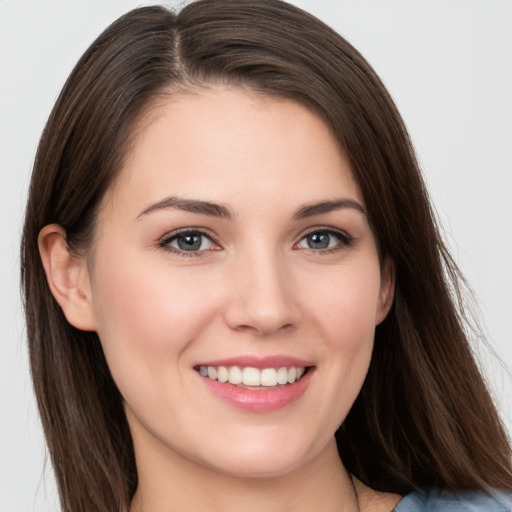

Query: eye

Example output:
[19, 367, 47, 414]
[159, 229, 219, 255]
[296, 228, 351, 252]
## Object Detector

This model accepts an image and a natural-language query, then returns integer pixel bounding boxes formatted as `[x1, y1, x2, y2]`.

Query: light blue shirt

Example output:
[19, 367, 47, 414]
[393, 488, 512, 511]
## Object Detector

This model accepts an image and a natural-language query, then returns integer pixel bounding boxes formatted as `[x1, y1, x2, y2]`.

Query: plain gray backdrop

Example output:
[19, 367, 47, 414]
[1, 1, 511, 510]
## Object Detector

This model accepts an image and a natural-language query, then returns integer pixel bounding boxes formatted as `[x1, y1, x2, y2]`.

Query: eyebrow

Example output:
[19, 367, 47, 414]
[292, 198, 366, 219]
[137, 196, 235, 220]
[137, 196, 366, 221]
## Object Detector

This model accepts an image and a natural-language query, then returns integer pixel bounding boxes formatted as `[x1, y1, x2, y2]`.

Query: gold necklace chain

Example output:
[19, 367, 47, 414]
[350, 474, 361, 512]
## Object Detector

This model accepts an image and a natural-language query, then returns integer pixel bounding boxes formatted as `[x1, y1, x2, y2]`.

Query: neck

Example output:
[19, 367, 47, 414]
[130, 438, 359, 512]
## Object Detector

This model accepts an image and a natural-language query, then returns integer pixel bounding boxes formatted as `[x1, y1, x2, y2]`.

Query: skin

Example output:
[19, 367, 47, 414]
[39, 86, 399, 511]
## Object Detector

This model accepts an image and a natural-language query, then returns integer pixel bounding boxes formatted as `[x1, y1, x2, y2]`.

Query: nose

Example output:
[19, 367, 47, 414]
[223, 250, 299, 337]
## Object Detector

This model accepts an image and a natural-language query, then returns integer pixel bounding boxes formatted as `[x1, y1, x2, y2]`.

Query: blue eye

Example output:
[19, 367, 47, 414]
[297, 229, 351, 251]
[161, 231, 216, 254]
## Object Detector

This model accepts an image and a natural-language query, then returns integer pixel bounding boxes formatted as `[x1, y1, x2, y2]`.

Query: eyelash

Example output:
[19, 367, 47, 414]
[157, 226, 353, 257]
[158, 228, 220, 258]
[295, 227, 353, 255]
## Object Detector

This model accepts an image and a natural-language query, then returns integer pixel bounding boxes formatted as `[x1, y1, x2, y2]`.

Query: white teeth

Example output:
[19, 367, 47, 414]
[217, 366, 229, 383]
[260, 368, 278, 387]
[242, 367, 260, 386]
[199, 365, 307, 387]
[228, 366, 242, 385]
[276, 367, 289, 385]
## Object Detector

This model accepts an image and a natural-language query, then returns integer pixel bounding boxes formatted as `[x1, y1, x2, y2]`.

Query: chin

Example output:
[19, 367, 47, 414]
[194, 432, 325, 479]
[205, 455, 306, 480]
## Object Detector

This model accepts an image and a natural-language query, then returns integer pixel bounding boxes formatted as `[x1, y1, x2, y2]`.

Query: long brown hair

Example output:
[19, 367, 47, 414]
[21, 1, 512, 511]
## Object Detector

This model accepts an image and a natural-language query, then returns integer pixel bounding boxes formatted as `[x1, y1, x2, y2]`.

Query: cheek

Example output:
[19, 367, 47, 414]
[89, 252, 218, 377]
[305, 261, 383, 348]
[304, 261, 382, 404]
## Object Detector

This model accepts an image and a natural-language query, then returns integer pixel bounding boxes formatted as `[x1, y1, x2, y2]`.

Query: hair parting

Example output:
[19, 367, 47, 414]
[21, 2, 512, 511]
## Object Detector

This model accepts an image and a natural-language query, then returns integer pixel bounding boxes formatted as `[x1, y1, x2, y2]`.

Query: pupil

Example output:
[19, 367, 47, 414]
[177, 234, 202, 251]
[308, 232, 330, 249]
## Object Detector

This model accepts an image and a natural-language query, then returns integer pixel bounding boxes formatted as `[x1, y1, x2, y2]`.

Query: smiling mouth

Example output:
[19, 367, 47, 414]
[194, 365, 309, 388]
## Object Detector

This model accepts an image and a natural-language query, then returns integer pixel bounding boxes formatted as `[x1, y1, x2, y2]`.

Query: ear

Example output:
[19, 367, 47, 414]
[38, 224, 97, 331]
[375, 257, 395, 325]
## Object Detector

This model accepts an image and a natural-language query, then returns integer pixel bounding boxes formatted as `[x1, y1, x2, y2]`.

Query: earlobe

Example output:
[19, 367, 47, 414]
[376, 258, 395, 325]
[38, 224, 97, 331]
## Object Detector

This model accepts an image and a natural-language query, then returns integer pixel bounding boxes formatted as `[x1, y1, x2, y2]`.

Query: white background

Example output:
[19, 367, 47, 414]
[1, 1, 511, 510]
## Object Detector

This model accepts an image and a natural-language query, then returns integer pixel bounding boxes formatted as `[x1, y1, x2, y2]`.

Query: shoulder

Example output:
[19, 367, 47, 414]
[393, 487, 512, 512]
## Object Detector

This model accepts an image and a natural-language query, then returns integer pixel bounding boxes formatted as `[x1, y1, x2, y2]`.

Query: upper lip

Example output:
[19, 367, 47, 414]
[195, 355, 314, 369]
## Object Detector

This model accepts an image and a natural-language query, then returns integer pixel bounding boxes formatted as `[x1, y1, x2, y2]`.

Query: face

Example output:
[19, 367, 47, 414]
[83, 86, 393, 478]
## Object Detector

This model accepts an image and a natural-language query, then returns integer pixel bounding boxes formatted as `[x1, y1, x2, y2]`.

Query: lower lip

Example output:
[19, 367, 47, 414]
[199, 369, 314, 412]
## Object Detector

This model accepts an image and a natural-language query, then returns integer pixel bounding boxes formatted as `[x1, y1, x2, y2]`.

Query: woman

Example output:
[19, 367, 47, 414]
[21, 1, 512, 511]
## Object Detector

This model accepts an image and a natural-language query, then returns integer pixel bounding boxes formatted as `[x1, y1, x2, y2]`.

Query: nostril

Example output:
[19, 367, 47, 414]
[231, 320, 295, 337]
[222, 268, 300, 335]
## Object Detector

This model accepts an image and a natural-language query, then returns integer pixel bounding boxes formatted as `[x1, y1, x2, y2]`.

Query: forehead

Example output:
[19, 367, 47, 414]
[102, 85, 363, 217]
